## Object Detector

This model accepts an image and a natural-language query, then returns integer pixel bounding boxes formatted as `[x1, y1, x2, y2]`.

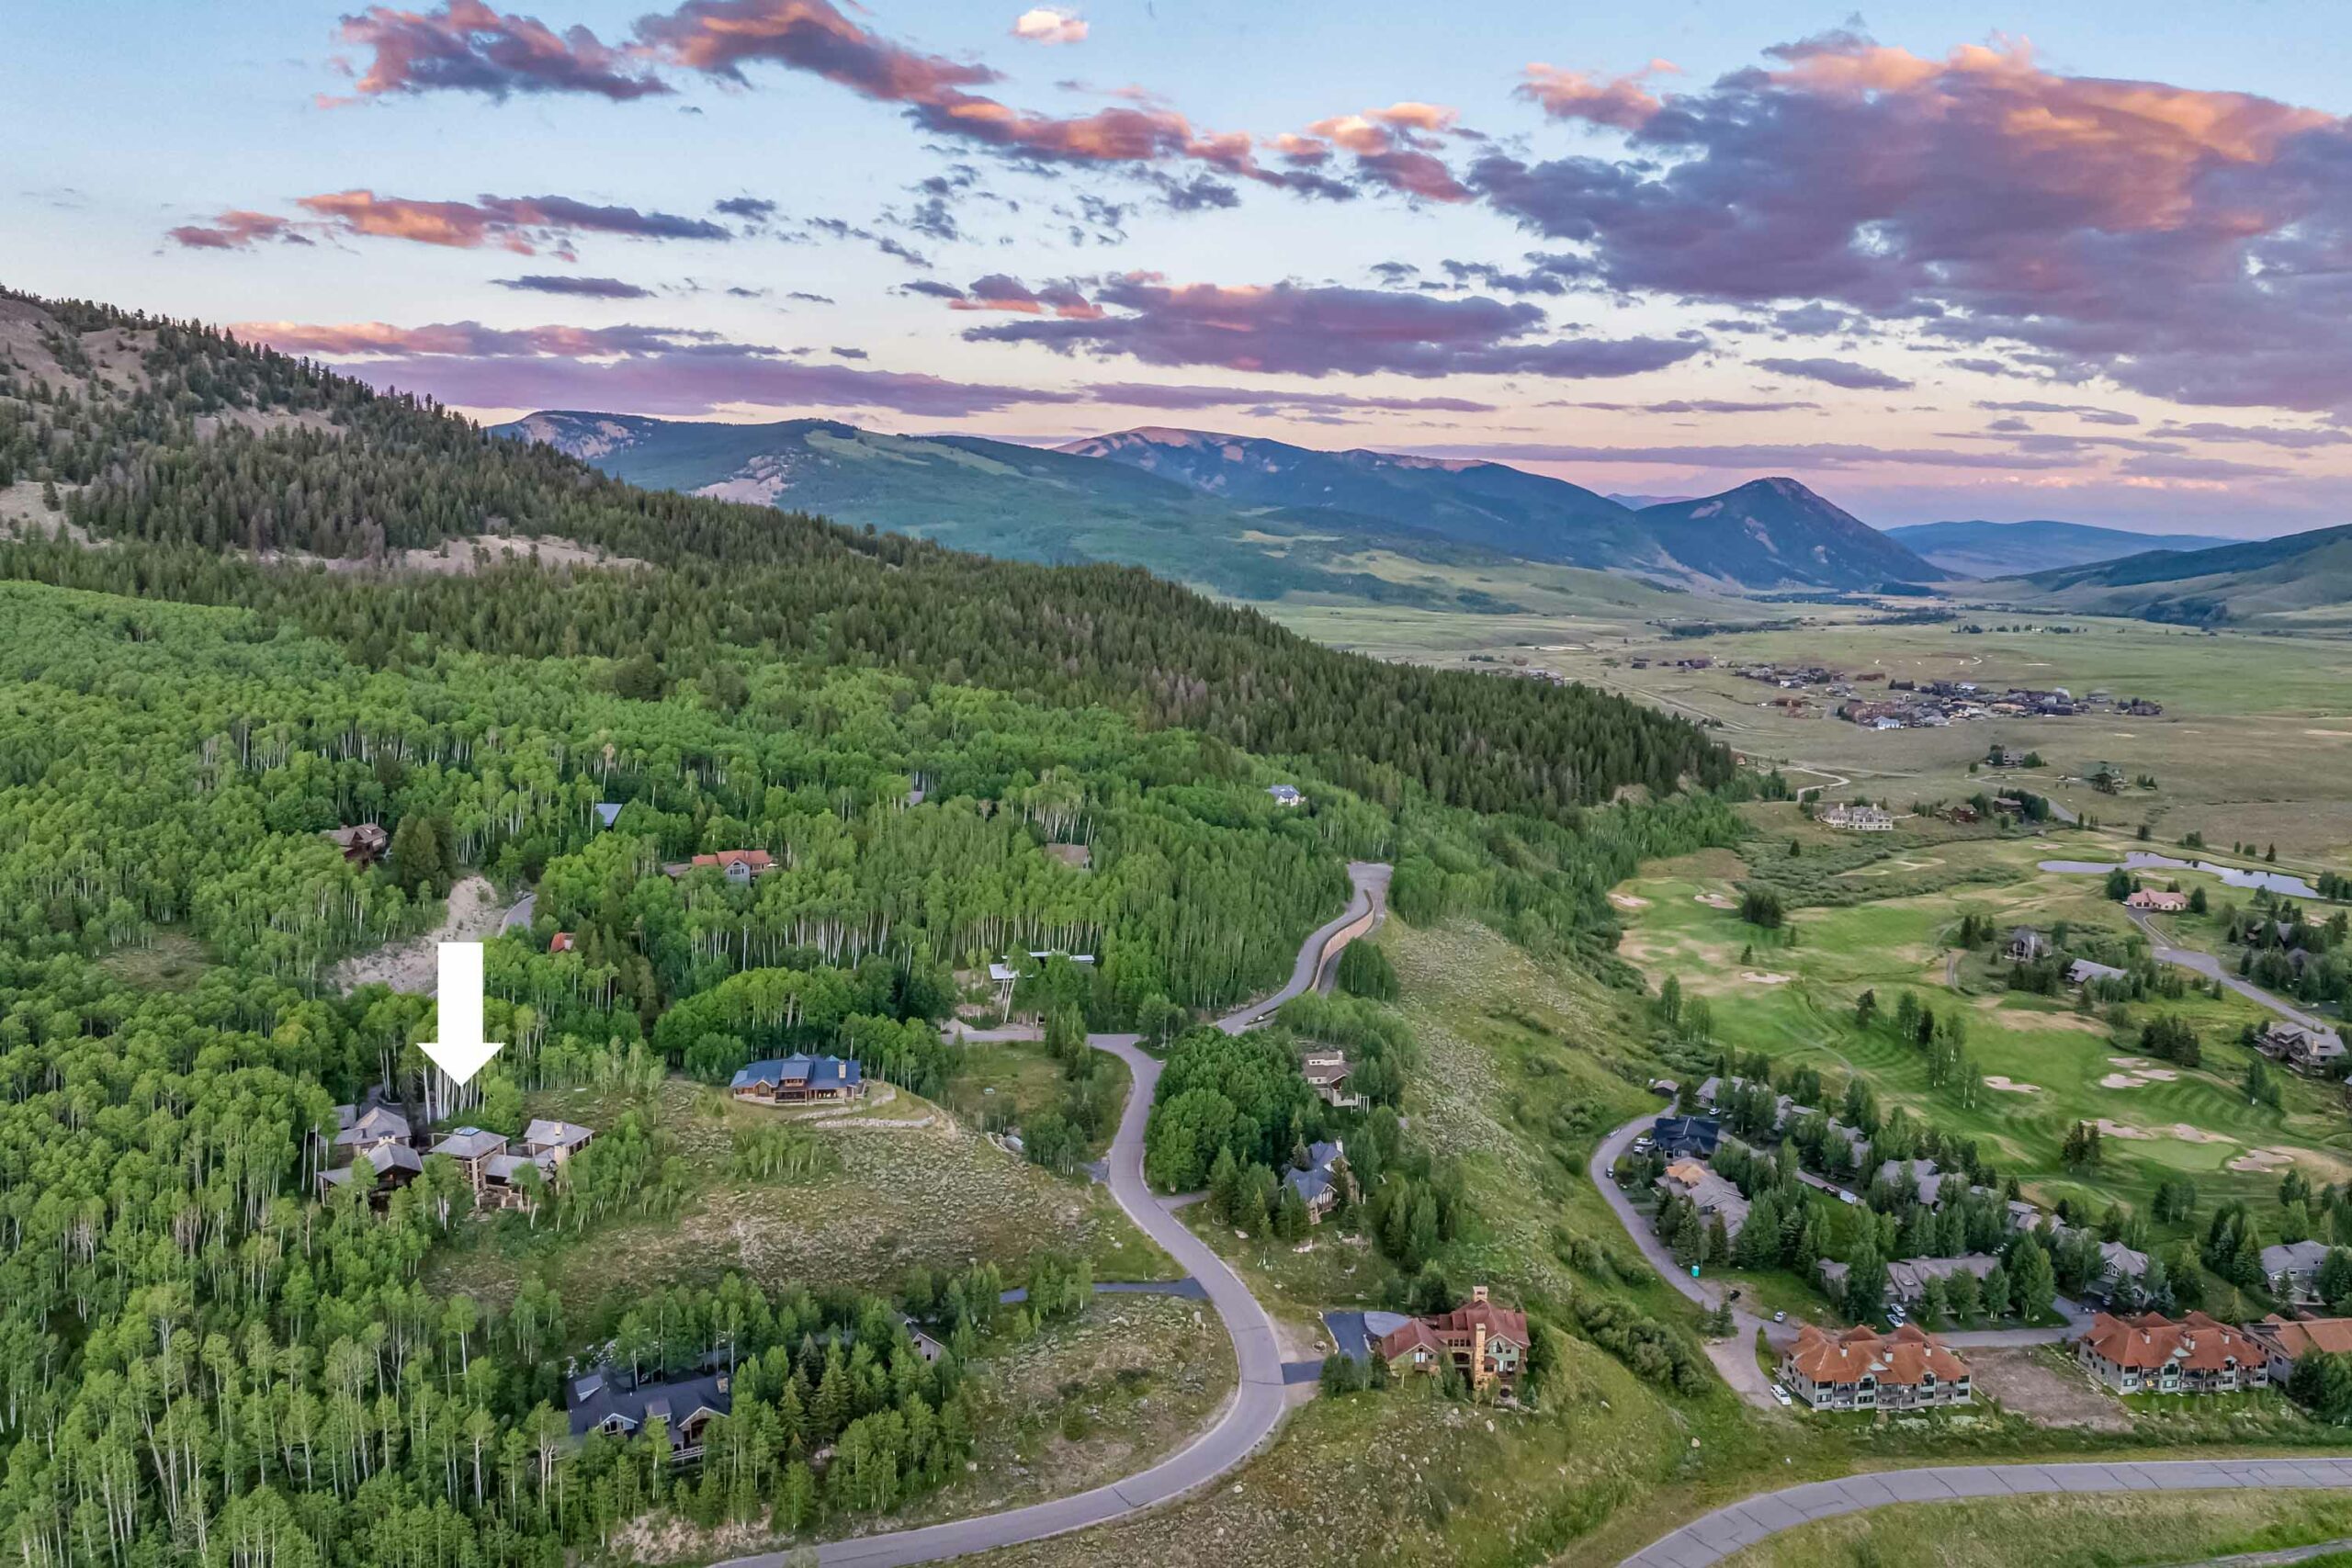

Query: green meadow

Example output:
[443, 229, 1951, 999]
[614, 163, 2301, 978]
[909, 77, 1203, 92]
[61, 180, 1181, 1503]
[1613, 823, 2352, 1224]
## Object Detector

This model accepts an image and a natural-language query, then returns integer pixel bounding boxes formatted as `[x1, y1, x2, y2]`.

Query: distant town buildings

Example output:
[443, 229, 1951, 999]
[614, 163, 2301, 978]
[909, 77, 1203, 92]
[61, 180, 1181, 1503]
[1818, 803, 1894, 831]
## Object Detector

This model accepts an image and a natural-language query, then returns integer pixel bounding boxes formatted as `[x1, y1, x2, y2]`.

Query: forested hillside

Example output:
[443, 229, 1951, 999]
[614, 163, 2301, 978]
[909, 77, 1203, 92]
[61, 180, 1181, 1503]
[0, 285, 1747, 1566]
[0, 290, 1728, 818]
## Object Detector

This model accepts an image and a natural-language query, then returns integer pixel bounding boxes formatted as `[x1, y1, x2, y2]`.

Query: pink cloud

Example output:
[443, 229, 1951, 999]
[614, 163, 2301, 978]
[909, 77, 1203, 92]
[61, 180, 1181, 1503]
[165, 209, 316, 250]
[1011, 7, 1087, 45]
[330, 0, 669, 101]
[1473, 33, 2352, 412]
[292, 190, 729, 252]
[1516, 62, 1673, 130]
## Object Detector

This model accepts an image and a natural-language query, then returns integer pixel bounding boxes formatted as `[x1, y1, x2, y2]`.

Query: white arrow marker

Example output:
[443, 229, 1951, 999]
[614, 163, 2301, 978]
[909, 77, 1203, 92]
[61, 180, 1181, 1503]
[421, 942, 503, 1086]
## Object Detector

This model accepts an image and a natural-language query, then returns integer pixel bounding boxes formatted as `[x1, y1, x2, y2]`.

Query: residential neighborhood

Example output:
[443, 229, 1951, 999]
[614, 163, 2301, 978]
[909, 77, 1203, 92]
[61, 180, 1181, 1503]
[1778, 1323, 1973, 1411]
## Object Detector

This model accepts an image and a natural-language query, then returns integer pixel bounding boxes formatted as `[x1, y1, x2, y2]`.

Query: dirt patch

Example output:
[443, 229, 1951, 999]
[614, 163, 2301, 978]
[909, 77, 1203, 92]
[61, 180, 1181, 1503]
[1043, 842, 1093, 870]
[1982, 1076, 2041, 1094]
[1693, 892, 1737, 909]
[331, 874, 505, 993]
[1968, 1348, 2132, 1432]
[1608, 891, 1650, 910]
[0, 479, 92, 542]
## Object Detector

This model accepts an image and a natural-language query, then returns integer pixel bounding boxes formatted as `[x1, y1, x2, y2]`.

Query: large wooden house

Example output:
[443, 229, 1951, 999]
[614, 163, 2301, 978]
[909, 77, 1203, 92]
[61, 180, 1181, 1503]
[729, 1054, 866, 1106]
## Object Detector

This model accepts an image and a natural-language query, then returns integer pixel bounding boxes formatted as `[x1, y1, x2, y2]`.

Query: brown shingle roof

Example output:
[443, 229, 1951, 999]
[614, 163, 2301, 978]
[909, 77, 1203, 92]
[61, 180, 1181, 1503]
[2079, 1311, 2259, 1372]
[2251, 1314, 2352, 1359]
[1786, 1323, 1968, 1387]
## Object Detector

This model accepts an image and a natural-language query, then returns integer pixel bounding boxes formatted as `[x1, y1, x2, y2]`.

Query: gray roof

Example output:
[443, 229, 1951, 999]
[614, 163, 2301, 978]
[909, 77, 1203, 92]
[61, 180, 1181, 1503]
[433, 1126, 507, 1160]
[524, 1118, 594, 1152]
[334, 1105, 411, 1147]
[729, 1054, 863, 1092]
[2264, 1239, 2332, 1276]
[566, 1369, 732, 1447]
[2067, 959, 2127, 985]
[594, 803, 623, 827]
[1288, 1140, 1346, 1206]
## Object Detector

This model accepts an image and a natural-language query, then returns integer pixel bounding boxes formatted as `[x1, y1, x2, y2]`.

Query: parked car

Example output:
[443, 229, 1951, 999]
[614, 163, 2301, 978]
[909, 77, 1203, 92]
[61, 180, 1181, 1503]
[1771, 1383, 1792, 1406]
[1772, 1310, 1786, 1324]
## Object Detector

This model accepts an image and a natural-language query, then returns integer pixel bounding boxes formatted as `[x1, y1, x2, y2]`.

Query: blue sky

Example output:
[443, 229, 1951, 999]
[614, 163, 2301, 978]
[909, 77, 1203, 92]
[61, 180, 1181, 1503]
[7, 1, 2350, 533]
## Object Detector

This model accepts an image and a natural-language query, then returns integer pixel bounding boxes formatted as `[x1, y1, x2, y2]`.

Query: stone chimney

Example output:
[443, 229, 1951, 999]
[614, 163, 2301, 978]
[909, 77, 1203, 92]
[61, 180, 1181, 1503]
[1472, 1283, 1489, 1304]
[1472, 1320, 1488, 1385]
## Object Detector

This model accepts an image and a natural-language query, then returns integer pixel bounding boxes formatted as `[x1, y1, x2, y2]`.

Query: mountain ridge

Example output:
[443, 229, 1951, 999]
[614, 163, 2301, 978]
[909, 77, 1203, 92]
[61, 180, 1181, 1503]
[1886, 518, 2237, 577]
[499, 412, 1939, 596]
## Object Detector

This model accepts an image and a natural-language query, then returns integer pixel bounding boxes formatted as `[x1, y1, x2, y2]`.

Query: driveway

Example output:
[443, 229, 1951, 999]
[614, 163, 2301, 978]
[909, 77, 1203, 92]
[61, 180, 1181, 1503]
[1620, 1457, 2352, 1568]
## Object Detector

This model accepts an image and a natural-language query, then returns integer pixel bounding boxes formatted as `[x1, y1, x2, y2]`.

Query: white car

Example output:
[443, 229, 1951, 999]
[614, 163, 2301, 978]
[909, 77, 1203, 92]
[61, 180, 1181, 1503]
[1771, 1383, 1792, 1406]
[1773, 1310, 1787, 1324]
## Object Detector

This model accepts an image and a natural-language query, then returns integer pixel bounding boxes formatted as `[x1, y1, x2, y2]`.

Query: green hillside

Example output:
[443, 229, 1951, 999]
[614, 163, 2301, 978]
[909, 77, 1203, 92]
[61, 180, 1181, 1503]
[1992, 524, 2352, 627]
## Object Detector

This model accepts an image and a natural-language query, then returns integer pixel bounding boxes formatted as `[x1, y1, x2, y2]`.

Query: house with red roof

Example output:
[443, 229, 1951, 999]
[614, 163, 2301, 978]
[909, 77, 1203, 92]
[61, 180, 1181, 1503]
[2075, 1311, 2267, 1395]
[1374, 1286, 1529, 1394]
[1778, 1323, 1972, 1411]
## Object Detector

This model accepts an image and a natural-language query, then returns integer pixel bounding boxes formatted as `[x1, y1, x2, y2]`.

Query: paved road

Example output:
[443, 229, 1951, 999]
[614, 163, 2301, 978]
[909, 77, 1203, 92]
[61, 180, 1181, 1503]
[2127, 908, 2337, 1034]
[1213, 862, 1391, 1033]
[501, 890, 535, 932]
[707, 864, 1391, 1568]
[1622, 1457, 2352, 1568]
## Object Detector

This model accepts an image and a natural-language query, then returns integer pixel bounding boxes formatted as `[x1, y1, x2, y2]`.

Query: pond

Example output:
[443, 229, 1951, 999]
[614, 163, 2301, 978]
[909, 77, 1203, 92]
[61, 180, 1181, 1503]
[2038, 852, 2328, 899]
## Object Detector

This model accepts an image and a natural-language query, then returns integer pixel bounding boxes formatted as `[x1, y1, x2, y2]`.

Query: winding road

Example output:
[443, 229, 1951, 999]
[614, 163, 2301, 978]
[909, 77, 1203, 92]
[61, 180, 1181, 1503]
[708, 861, 1390, 1568]
[2125, 906, 2339, 1035]
[1622, 1458, 2352, 1568]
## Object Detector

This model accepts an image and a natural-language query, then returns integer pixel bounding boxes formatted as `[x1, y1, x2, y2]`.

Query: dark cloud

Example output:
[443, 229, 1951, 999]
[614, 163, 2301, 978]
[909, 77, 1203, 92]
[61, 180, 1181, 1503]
[232, 315, 1081, 416]
[1754, 355, 1912, 390]
[830, 345, 869, 359]
[166, 210, 316, 250]
[492, 274, 654, 299]
[1079, 381, 1498, 414]
[782, 289, 833, 302]
[948, 273, 1102, 317]
[714, 196, 778, 220]
[1408, 440, 2079, 471]
[1976, 399, 2141, 426]
[328, 0, 670, 102]
[1473, 36, 2352, 413]
[960, 276, 1702, 379]
[2117, 452, 2291, 480]
[2145, 421, 2349, 449]
[1562, 398, 1820, 414]
[233, 190, 733, 254]
[1438, 254, 1589, 297]
[898, 279, 967, 300]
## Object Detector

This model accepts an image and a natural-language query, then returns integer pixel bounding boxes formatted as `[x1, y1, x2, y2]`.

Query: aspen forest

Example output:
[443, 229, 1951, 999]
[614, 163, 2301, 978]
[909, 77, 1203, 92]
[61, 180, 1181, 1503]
[0, 287, 1742, 1565]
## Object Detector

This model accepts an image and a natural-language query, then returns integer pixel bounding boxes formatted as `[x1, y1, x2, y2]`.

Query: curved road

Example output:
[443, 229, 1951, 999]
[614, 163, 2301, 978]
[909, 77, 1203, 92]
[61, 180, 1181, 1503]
[711, 861, 1390, 1568]
[2126, 907, 2339, 1035]
[1623, 1457, 2352, 1568]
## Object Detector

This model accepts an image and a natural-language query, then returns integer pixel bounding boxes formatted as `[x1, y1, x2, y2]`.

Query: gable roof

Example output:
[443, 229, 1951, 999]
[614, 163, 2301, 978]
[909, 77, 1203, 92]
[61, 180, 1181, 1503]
[2250, 1314, 2352, 1359]
[524, 1118, 594, 1152]
[566, 1369, 732, 1446]
[432, 1126, 506, 1160]
[2079, 1311, 2259, 1372]
[2263, 1239, 2332, 1276]
[729, 1054, 862, 1091]
[1785, 1323, 1968, 1387]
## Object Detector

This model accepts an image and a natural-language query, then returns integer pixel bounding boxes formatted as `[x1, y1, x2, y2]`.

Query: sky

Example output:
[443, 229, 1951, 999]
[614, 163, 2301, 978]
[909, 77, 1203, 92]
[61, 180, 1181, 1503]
[6, 1, 2352, 536]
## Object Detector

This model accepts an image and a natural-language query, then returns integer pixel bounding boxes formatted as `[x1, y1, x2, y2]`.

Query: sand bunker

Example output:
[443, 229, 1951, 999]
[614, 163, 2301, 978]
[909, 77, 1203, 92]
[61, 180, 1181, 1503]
[1982, 1076, 2041, 1094]
[1694, 892, 1737, 909]
[2098, 1067, 2179, 1089]
[2231, 1147, 2301, 1174]
[2096, 1117, 2233, 1145]
[2092, 1118, 2154, 1140]
[2167, 1123, 2235, 1145]
[1739, 971, 1793, 986]
[2304, 729, 2352, 739]
[1609, 892, 1651, 910]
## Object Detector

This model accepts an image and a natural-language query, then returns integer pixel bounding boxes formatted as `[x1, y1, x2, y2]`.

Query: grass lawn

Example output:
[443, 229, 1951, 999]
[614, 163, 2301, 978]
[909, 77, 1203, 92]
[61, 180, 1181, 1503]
[1613, 830, 2352, 1225]
[100, 927, 210, 991]
[1274, 601, 2352, 864]
[425, 1075, 1173, 1319]
[1713, 1488, 2352, 1568]
[938, 1041, 1127, 1161]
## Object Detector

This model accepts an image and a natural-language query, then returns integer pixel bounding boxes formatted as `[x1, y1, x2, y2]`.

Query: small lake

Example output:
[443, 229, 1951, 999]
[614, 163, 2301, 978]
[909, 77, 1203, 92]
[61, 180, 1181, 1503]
[2039, 852, 2327, 899]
